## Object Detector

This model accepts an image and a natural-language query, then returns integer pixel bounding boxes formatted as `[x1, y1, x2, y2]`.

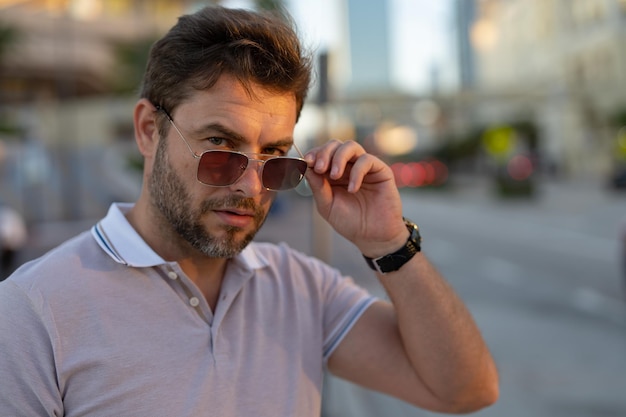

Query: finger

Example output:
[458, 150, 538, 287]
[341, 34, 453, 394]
[304, 140, 343, 174]
[304, 169, 334, 218]
[346, 154, 377, 192]
[327, 141, 367, 180]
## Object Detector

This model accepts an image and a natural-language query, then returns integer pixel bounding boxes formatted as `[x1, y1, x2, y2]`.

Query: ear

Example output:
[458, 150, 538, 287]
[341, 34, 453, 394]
[133, 98, 160, 159]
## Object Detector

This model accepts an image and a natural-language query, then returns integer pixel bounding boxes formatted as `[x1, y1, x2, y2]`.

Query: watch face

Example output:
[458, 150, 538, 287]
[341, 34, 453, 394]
[403, 219, 421, 247]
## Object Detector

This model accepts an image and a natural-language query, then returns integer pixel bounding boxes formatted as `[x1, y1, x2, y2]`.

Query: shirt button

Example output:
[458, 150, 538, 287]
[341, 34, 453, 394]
[189, 297, 200, 307]
[167, 271, 178, 280]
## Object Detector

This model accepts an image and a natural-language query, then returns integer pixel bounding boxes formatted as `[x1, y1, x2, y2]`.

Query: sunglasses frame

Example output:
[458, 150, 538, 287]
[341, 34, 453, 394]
[155, 105, 308, 191]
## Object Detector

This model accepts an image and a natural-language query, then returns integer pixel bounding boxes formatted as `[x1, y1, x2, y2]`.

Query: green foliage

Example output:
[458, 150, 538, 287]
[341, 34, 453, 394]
[433, 128, 484, 164]
[110, 37, 157, 95]
[0, 22, 18, 64]
[610, 107, 626, 127]
[255, 0, 285, 12]
[0, 22, 18, 131]
[510, 119, 539, 151]
[433, 119, 539, 166]
[108, 0, 286, 95]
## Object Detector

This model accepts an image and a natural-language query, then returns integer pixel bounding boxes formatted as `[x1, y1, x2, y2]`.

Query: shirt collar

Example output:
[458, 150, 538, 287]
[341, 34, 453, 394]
[91, 203, 269, 270]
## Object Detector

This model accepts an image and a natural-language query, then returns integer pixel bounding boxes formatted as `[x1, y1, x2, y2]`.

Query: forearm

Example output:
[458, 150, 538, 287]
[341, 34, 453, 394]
[303, 140, 498, 410]
[376, 253, 499, 410]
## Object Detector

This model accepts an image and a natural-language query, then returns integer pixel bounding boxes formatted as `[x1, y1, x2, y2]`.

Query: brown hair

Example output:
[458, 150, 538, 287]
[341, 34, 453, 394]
[140, 6, 312, 127]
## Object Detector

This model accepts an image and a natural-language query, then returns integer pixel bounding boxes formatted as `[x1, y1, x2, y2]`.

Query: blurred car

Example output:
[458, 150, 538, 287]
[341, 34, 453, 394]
[493, 154, 536, 198]
[608, 166, 626, 189]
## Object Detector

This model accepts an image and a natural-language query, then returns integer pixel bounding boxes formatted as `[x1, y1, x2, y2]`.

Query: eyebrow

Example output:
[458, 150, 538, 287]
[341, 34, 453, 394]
[190, 122, 295, 149]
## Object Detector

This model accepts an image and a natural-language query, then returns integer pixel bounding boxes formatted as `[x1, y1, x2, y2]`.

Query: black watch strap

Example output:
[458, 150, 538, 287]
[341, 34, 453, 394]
[363, 218, 421, 274]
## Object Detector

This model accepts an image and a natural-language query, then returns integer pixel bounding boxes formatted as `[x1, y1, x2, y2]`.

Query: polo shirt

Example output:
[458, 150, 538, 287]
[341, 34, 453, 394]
[0, 203, 376, 417]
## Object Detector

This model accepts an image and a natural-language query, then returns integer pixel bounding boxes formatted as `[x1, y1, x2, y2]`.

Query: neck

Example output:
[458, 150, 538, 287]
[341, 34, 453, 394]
[127, 196, 230, 311]
[179, 256, 229, 312]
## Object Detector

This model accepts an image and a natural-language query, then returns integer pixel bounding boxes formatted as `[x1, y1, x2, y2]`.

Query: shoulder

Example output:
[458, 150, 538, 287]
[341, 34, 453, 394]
[6, 230, 111, 291]
[244, 241, 370, 299]
[248, 240, 340, 277]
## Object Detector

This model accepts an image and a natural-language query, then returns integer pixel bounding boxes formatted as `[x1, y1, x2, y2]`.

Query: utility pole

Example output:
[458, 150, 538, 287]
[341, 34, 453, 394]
[311, 51, 333, 264]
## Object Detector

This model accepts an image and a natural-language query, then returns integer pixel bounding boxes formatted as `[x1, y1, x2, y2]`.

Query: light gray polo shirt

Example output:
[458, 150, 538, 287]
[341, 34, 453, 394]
[0, 203, 375, 417]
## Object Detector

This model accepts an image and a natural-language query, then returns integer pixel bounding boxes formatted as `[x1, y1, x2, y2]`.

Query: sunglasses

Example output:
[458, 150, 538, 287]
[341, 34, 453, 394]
[156, 106, 308, 191]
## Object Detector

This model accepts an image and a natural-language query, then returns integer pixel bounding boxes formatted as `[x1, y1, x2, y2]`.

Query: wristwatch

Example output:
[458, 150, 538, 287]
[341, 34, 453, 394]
[363, 218, 421, 274]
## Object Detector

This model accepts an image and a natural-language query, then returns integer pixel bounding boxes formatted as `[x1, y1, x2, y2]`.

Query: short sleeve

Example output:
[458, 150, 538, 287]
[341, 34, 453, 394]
[0, 280, 64, 416]
[267, 243, 378, 362]
[320, 272, 376, 361]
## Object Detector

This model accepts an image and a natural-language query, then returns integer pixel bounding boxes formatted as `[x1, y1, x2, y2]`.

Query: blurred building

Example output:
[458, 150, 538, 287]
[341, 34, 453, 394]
[466, 0, 626, 177]
[312, 0, 448, 160]
[0, 0, 197, 103]
[454, 0, 477, 91]
[344, 0, 392, 94]
[0, 0, 204, 146]
[0, 0, 204, 220]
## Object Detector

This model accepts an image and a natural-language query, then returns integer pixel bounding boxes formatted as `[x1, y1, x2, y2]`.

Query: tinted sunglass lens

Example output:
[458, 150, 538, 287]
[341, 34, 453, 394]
[197, 151, 248, 186]
[263, 158, 307, 190]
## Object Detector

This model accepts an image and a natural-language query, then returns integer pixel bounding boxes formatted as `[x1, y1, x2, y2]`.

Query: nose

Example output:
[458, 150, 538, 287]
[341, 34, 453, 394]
[230, 158, 266, 196]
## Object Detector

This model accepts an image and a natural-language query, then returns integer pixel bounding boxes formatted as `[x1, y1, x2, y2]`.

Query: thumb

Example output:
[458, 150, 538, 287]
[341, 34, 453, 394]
[304, 170, 332, 219]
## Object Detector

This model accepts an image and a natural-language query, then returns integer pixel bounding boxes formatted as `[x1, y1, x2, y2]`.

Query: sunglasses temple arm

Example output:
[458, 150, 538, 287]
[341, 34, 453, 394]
[154, 104, 200, 159]
[292, 142, 306, 159]
[167, 118, 200, 159]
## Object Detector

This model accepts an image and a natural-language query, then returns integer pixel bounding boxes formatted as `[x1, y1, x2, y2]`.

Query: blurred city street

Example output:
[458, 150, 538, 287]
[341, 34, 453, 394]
[259, 177, 626, 417]
[2, 1, 626, 415]
[317, 179, 626, 417]
[9, 168, 626, 417]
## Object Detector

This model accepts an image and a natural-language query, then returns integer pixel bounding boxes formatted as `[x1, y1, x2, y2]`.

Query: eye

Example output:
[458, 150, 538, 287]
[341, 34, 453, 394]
[263, 146, 288, 156]
[207, 137, 227, 147]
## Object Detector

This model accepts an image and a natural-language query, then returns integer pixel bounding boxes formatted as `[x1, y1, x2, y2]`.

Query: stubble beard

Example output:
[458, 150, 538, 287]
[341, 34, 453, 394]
[148, 139, 268, 258]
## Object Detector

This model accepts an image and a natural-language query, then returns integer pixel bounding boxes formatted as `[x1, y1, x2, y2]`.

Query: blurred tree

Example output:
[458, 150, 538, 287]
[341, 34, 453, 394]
[256, 0, 285, 12]
[432, 129, 483, 166]
[110, 37, 158, 95]
[0, 22, 19, 135]
[0, 22, 17, 64]
[610, 107, 626, 127]
[110, 0, 285, 95]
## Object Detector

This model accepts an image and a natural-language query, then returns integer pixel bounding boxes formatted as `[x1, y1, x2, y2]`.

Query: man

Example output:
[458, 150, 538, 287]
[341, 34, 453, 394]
[0, 6, 498, 416]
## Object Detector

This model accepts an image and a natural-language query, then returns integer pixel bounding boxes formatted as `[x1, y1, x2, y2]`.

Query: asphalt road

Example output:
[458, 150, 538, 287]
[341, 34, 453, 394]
[292, 179, 626, 417]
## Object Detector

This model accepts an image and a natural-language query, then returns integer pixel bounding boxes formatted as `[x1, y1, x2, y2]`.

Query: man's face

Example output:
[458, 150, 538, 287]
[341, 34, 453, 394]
[148, 75, 298, 258]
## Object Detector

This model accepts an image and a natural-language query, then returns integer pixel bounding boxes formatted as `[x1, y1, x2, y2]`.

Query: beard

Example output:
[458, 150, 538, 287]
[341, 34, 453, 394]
[148, 139, 268, 258]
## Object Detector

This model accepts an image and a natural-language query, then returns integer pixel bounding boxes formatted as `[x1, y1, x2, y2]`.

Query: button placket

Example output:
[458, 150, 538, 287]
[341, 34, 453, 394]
[160, 265, 213, 325]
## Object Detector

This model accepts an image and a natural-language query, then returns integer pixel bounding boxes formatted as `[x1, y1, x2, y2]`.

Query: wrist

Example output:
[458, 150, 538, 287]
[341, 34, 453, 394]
[359, 234, 409, 260]
[362, 218, 421, 274]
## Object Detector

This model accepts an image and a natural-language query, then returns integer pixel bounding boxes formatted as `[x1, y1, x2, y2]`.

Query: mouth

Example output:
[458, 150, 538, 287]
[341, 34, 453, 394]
[213, 207, 257, 228]
[216, 207, 255, 217]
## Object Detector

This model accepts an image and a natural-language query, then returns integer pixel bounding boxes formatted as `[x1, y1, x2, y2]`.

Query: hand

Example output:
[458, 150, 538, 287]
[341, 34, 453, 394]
[304, 140, 408, 257]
